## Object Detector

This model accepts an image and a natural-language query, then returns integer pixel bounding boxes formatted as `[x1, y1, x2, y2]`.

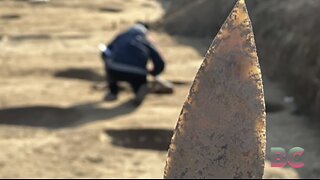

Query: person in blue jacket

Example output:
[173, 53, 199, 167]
[101, 22, 165, 105]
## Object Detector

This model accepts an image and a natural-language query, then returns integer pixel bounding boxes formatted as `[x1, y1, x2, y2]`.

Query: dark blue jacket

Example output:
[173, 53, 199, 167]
[105, 26, 165, 76]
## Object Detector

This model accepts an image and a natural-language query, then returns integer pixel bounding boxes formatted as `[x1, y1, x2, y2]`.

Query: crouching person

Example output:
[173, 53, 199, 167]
[101, 22, 165, 105]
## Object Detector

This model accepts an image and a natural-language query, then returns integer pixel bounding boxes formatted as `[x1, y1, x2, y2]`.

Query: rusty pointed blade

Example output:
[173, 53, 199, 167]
[164, 0, 266, 179]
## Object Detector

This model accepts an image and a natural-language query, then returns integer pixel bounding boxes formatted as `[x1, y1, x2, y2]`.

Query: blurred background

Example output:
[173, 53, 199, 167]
[0, 0, 319, 178]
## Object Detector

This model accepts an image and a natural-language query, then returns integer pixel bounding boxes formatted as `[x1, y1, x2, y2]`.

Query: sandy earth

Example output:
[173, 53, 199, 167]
[0, 0, 319, 178]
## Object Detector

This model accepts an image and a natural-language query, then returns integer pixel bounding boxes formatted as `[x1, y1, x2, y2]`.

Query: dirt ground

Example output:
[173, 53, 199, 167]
[0, 0, 319, 178]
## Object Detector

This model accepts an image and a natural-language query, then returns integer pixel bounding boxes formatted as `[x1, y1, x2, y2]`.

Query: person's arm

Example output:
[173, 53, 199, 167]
[107, 37, 117, 51]
[144, 40, 165, 76]
[107, 32, 124, 51]
[103, 34, 123, 61]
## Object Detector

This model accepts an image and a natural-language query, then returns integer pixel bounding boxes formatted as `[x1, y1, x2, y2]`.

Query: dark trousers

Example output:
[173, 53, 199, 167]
[107, 68, 147, 95]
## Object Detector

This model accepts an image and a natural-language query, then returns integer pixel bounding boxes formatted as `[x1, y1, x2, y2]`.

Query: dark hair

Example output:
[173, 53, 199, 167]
[136, 21, 150, 30]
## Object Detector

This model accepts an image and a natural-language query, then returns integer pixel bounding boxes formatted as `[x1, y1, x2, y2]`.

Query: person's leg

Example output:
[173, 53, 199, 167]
[130, 80, 147, 94]
[105, 69, 148, 104]
[128, 75, 148, 105]
[104, 69, 119, 101]
[133, 83, 148, 105]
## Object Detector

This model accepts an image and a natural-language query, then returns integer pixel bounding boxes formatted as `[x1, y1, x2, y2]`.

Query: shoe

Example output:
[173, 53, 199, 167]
[134, 84, 148, 106]
[104, 93, 117, 102]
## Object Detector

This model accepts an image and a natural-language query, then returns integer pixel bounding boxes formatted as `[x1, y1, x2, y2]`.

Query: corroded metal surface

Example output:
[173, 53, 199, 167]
[164, 0, 266, 178]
